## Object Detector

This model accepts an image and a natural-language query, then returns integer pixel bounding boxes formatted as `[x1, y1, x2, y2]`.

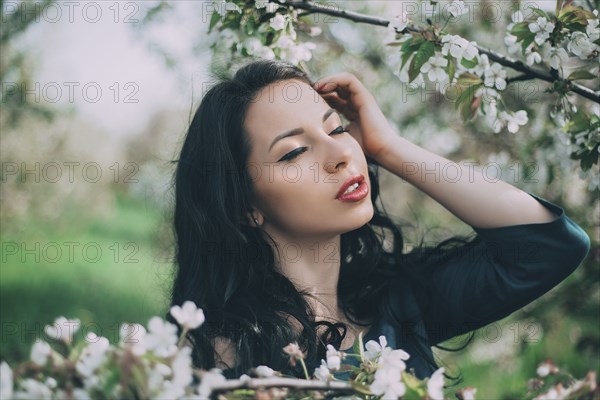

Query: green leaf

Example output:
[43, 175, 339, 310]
[447, 56, 456, 82]
[399, 36, 423, 70]
[459, 94, 480, 121]
[408, 41, 435, 83]
[460, 57, 478, 69]
[521, 33, 536, 52]
[401, 36, 424, 53]
[559, 5, 596, 21]
[511, 22, 531, 39]
[401, 50, 413, 70]
[568, 70, 597, 80]
[563, 108, 591, 134]
[532, 7, 551, 20]
[564, 22, 588, 32]
[208, 11, 221, 33]
[351, 381, 373, 395]
[456, 72, 482, 86]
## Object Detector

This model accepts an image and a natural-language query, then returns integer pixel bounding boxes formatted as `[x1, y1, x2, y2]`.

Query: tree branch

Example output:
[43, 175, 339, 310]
[506, 74, 535, 84]
[207, 376, 355, 399]
[278, 0, 600, 104]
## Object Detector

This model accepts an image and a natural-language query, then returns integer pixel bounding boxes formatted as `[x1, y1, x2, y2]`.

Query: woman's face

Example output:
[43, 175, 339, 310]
[244, 79, 374, 240]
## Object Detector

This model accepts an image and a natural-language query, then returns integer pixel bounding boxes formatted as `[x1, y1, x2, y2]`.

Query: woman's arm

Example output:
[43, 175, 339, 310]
[375, 135, 558, 229]
[314, 73, 557, 229]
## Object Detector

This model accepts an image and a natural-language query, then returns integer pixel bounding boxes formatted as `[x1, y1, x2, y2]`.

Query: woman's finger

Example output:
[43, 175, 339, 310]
[313, 73, 370, 106]
[320, 92, 358, 121]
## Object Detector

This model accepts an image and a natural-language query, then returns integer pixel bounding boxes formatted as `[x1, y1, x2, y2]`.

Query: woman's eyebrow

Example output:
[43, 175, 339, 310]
[268, 108, 336, 152]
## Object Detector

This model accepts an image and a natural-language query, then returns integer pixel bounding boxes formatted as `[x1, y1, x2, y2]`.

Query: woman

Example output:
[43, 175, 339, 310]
[169, 59, 590, 384]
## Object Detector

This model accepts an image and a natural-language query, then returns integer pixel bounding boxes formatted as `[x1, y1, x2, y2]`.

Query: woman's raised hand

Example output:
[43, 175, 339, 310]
[313, 73, 397, 163]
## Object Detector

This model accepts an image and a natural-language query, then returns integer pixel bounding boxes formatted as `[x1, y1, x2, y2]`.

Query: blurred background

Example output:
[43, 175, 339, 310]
[1, 1, 598, 398]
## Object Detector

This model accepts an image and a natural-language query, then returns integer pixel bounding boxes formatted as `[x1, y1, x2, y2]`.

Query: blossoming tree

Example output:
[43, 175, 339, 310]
[203, 0, 599, 191]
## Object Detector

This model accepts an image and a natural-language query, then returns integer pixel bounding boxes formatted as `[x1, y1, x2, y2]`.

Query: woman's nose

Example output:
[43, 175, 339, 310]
[323, 137, 352, 174]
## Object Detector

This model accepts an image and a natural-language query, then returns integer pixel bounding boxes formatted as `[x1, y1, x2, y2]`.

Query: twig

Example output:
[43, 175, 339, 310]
[506, 74, 535, 84]
[208, 376, 355, 397]
[276, 0, 600, 104]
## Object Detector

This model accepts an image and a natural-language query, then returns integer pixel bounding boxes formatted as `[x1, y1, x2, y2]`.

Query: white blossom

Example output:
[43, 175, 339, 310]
[529, 17, 555, 45]
[500, 110, 528, 133]
[363, 335, 409, 371]
[255, 46, 276, 60]
[148, 363, 172, 393]
[275, 35, 316, 64]
[490, 109, 505, 133]
[255, 0, 278, 13]
[144, 317, 178, 358]
[0, 362, 13, 400]
[512, 10, 524, 23]
[44, 317, 80, 344]
[567, 31, 598, 60]
[507, 10, 524, 31]
[427, 367, 445, 400]
[447, 0, 467, 18]
[76, 334, 110, 377]
[43, 377, 56, 390]
[309, 26, 322, 37]
[504, 34, 521, 54]
[476, 86, 498, 102]
[172, 347, 194, 388]
[270, 13, 286, 31]
[442, 35, 478, 60]
[283, 342, 304, 358]
[119, 323, 147, 356]
[314, 359, 332, 381]
[219, 28, 239, 50]
[457, 387, 478, 400]
[543, 46, 568, 70]
[484, 63, 507, 90]
[364, 335, 388, 361]
[471, 53, 490, 77]
[243, 38, 263, 56]
[587, 17, 599, 42]
[369, 366, 406, 399]
[526, 50, 542, 66]
[420, 53, 449, 82]
[326, 344, 342, 370]
[197, 369, 226, 399]
[154, 347, 193, 399]
[170, 301, 205, 330]
[536, 360, 559, 377]
[255, 365, 275, 377]
[30, 340, 52, 366]
[13, 379, 52, 400]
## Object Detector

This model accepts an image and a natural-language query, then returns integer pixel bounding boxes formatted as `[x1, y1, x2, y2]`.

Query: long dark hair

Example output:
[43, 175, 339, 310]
[169, 59, 479, 386]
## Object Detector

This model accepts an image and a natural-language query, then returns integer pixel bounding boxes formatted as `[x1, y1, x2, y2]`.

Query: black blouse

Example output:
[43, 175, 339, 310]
[223, 192, 591, 381]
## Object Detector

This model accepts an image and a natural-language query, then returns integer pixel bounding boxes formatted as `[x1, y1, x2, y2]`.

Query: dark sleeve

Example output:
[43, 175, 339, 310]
[421, 192, 591, 345]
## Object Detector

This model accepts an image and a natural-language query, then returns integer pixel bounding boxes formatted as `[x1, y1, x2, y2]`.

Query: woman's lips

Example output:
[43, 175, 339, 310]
[336, 180, 369, 202]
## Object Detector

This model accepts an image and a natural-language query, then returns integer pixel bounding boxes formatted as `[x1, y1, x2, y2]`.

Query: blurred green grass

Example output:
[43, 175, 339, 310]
[0, 191, 174, 362]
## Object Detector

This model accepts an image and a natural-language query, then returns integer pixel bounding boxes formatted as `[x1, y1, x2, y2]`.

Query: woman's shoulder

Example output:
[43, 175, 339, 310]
[213, 336, 237, 370]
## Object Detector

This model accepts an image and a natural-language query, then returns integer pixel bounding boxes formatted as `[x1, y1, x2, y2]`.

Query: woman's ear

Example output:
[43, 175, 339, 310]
[244, 209, 264, 228]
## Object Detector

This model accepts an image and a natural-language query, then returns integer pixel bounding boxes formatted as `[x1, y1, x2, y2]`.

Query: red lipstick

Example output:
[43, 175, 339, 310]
[336, 175, 369, 202]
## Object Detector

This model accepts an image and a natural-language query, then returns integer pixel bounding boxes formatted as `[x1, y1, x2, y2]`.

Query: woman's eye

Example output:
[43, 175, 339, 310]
[278, 147, 307, 162]
[330, 125, 349, 135]
[277, 126, 348, 162]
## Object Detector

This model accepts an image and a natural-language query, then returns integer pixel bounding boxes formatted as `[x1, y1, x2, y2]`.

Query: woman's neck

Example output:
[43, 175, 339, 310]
[261, 228, 343, 318]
